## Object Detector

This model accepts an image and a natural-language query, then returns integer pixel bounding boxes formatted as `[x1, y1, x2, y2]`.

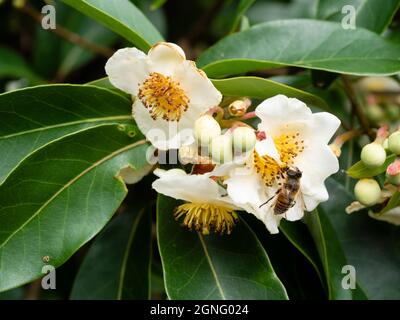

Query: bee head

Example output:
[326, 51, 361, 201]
[287, 167, 302, 179]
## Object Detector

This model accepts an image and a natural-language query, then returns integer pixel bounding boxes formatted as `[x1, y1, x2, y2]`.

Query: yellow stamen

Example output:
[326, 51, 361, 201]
[253, 132, 305, 186]
[174, 203, 238, 235]
[138, 72, 189, 121]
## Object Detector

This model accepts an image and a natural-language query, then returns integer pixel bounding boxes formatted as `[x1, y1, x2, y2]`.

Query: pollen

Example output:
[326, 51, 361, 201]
[174, 203, 238, 235]
[253, 132, 305, 186]
[138, 72, 189, 121]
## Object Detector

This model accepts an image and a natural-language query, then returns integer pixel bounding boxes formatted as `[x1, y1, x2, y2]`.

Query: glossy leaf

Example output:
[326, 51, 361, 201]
[279, 220, 325, 288]
[230, 0, 256, 33]
[62, 0, 164, 51]
[0, 47, 43, 84]
[157, 195, 288, 300]
[304, 209, 355, 299]
[347, 154, 395, 179]
[0, 124, 149, 292]
[0, 85, 132, 185]
[71, 208, 152, 299]
[320, 179, 400, 299]
[198, 19, 400, 77]
[212, 76, 329, 110]
[316, 0, 400, 34]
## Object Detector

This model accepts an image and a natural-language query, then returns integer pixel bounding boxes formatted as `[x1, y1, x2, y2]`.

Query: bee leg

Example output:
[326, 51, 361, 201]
[221, 193, 228, 197]
[259, 190, 279, 208]
[290, 200, 296, 208]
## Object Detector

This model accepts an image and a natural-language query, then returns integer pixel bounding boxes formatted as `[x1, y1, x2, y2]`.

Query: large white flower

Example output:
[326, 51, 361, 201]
[152, 168, 240, 234]
[105, 42, 222, 150]
[217, 95, 340, 233]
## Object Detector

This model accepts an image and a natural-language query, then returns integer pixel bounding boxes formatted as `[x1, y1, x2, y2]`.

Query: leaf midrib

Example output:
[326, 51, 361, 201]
[0, 139, 146, 251]
[0, 115, 132, 140]
[116, 208, 145, 300]
[197, 233, 226, 300]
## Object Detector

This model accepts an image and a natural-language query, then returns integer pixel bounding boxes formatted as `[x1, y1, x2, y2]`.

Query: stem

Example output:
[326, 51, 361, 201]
[239, 111, 256, 120]
[342, 75, 374, 140]
[20, 4, 114, 59]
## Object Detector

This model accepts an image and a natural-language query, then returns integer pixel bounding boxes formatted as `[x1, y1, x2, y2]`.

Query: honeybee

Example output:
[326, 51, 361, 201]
[259, 167, 302, 215]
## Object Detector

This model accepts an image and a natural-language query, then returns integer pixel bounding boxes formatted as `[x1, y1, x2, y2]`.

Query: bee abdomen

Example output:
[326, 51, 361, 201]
[274, 197, 291, 215]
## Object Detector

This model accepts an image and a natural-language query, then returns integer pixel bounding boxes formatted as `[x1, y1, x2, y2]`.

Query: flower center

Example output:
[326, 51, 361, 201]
[253, 132, 304, 186]
[138, 72, 189, 121]
[174, 203, 238, 235]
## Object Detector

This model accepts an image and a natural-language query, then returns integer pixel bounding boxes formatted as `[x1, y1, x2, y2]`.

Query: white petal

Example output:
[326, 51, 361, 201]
[225, 168, 263, 205]
[308, 112, 341, 144]
[132, 100, 196, 150]
[148, 42, 186, 75]
[255, 207, 281, 234]
[284, 196, 305, 221]
[255, 137, 280, 161]
[256, 95, 312, 134]
[105, 48, 149, 95]
[173, 60, 222, 110]
[296, 144, 338, 210]
[118, 164, 153, 184]
[152, 170, 234, 207]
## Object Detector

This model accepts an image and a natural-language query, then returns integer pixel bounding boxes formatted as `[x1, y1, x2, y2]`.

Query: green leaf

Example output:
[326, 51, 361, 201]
[62, 0, 164, 51]
[378, 191, 400, 215]
[157, 195, 288, 300]
[197, 19, 400, 78]
[212, 76, 329, 110]
[57, 11, 119, 77]
[150, 0, 167, 11]
[347, 154, 395, 178]
[279, 220, 325, 289]
[0, 124, 149, 292]
[320, 179, 400, 299]
[229, 0, 256, 33]
[0, 85, 132, 185]
[304, 209, 356, 299]
[316, 0, 400, 34]
[0, 47, 43, 85]
[70, 208, 152, 299]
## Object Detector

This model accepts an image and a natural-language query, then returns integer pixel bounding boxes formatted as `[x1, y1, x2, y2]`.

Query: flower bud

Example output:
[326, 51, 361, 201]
[232, 127, 256, 153]
[194, 115, 221, 147]
[388, 131, 400, 155]
[385, 104, 400, 121]
[228, 98, 251, 117]
[365, 104, 385, 124]
[360, 143, 386, 168]
[386, 172, 400, 186]
[354, 179, 381, 207]
[383, 138, 389, 152]
[209, 135, 233, 164]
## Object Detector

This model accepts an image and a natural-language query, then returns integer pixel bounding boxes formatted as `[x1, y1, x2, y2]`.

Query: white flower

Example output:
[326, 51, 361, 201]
[152, 168, 239, 234]
[105, 42, 222, 150]
[216, 95, 340, 233]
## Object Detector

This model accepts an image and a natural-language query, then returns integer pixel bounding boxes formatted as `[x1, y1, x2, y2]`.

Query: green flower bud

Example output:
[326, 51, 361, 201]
[385, 104, 400, 121]
[232, 127, 256, 153]
[383, 138, 389, 152]
[388, 131, 400, 155]
[386, 172, 400, 186]
[360, 143, 386, 168]
[210, 135, 233, 164]
[354, 179, 381, 207]
[365, 104, 385, 124]
[194, 115, 221, 147]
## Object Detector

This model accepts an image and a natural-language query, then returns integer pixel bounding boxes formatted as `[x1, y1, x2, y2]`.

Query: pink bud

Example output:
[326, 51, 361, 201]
[256, 131, 266, 141]
[387, 159, 400, 176]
